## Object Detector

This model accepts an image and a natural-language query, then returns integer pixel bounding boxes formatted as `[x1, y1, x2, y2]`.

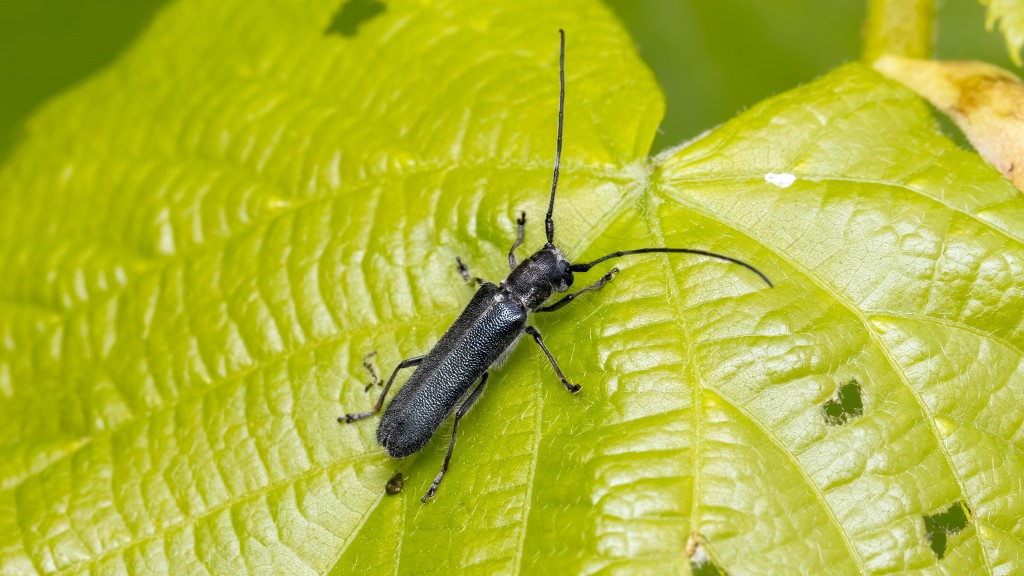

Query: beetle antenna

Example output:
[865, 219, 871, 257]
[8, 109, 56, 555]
[545, 29, 566, 246]
[570, 248, 774, 288]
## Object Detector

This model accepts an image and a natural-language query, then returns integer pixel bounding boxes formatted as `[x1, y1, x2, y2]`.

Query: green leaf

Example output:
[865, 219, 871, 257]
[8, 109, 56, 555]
[654, 64, 1024, 574]
[0, 1, 1022, 576]
[980, 0, 1024, 65]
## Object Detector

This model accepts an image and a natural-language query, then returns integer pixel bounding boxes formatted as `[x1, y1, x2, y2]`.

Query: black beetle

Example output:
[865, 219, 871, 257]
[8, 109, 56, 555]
[341, 30, 772, 503]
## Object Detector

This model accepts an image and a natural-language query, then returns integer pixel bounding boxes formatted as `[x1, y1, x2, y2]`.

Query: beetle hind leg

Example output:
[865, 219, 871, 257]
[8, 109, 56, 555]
[340, 354, 426, 423]
[361, 351, 380, 392]
[422, 371, 490, 502]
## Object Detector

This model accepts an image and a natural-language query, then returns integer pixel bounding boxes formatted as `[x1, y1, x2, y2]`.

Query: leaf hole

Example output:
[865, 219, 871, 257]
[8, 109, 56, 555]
[924, 501, 970, 559]
[686, 533, 728, 575]
[326, 0, 386, 37]
[821, 378, 863, 426]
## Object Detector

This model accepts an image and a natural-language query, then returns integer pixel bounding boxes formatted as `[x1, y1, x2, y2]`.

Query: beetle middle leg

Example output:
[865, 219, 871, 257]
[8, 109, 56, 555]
[422, 371, 489, 502]
[524, 326, 580, 393]
[507, 211, 526, 270]
[340, 354, 426, 422]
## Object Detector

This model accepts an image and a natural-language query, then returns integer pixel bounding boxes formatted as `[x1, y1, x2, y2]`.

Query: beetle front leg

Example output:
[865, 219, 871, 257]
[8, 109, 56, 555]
[524, 326, 580, 393]
[455, 257, 485, 286]
[422, 371, 490, 502]
[340, 354, 426, 422]
[508, 211, 526, 270]
[535, 267, 619, 313]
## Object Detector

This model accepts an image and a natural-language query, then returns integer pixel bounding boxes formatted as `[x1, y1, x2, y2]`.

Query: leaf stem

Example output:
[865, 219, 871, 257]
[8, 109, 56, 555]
[863, 0, 935, 62]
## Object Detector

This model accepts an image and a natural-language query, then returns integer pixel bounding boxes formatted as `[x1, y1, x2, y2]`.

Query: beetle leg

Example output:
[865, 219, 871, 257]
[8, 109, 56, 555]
[535, 267, 619, 313]
[508, 211, 526, 270]
[361, 351, 380, 392]
[422, 372, 490, 502]
[455, 257, 485, 286]
[524, 326, 580, 393]
[340, 354, 426, 423]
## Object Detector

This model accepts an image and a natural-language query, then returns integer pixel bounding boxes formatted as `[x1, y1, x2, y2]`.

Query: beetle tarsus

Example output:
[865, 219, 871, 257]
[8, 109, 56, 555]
[361, 351, 380, 392]
[340, 411, 373, 423]
[422, 473, 442, 503]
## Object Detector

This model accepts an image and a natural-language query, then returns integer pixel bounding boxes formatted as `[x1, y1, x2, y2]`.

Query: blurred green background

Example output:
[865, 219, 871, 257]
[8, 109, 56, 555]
[0, 0, 1017, 163]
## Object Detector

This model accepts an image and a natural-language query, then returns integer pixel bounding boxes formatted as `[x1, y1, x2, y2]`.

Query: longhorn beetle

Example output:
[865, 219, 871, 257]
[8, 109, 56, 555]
[340, 30, 773, 503]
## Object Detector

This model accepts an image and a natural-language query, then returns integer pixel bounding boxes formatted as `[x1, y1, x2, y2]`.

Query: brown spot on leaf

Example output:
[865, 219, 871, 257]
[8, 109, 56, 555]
[874, 56, 1024, 193]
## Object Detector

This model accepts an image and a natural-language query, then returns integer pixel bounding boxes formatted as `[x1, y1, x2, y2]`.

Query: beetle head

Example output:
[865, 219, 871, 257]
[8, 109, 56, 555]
[504, 244, 574, 309]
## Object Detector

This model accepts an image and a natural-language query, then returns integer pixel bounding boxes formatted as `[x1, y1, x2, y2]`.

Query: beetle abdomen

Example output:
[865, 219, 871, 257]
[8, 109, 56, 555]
[377, 283, 527, 457]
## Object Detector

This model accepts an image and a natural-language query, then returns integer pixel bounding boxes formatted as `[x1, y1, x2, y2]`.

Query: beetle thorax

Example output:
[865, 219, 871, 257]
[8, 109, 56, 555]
[503, 245, 575, 310]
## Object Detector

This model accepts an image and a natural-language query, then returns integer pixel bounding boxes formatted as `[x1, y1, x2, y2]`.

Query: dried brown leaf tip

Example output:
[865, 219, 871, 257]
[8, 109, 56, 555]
[874, 56, 1024, 192]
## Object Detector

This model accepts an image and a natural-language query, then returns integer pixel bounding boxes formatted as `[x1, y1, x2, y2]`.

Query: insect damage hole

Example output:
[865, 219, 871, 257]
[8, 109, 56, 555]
[686, 533, 728, 576]
[924, 501, 970, 559]
[325, 0, 386, 37]
[821, 378, 863, 426]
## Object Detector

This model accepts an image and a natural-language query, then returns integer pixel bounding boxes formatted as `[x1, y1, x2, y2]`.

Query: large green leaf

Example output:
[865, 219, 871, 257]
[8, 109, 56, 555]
[1, 0, 1022, 574]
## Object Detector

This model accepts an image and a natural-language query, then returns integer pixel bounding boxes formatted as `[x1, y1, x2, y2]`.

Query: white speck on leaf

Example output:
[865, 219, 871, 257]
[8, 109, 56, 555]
[765, 172, 797, 188]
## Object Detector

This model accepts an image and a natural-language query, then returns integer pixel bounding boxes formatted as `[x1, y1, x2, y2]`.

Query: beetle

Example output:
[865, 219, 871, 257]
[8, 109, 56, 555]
[340, 30, 773, 503]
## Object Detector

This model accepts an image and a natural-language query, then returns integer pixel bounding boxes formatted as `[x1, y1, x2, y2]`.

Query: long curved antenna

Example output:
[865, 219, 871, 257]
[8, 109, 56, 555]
[569, 248, 774, 288]
[545, 29, 566, 245]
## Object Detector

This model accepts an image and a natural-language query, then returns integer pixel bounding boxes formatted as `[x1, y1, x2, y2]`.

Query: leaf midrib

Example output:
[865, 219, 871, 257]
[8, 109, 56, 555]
[643, 186, 868, 572]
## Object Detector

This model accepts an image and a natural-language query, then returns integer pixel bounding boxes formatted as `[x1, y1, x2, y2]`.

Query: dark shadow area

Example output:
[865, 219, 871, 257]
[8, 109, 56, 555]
[3, 1, 1018, 165]
[602, 0, 864, 153]
[931, 106, 976, 152]
[601, 0, 1019, 154]
[326, 0, 386, 37]
[924, 501, 970, 560]
[690, 558, 728, 576]
[687, 534, 728, 575]
[821, 379, 863, 426]
[0, 0, 170, 164]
